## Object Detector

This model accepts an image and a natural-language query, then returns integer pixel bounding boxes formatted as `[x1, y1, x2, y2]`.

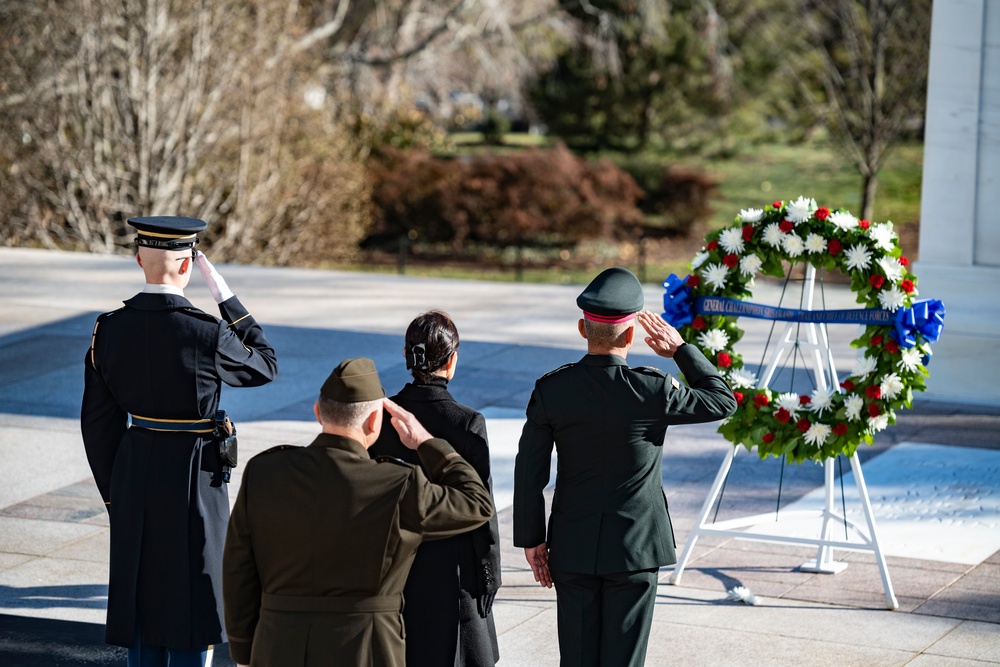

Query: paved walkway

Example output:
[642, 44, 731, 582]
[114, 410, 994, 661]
[0, 247, 998, 666]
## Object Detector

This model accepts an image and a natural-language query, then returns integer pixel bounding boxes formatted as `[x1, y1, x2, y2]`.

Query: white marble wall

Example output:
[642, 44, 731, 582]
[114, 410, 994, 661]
[917, 0, 1000, 405]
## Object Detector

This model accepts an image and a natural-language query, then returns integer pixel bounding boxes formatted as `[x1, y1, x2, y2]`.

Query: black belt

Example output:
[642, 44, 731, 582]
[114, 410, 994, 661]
[130, 415, 214, 433]
[261, 593, 402, 613]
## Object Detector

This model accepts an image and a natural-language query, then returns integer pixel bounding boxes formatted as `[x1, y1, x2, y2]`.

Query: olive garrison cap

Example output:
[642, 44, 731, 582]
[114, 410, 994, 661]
[576, 267, 644, 320]
[320, 357, 386, 403]
[128, 216, 206, 250]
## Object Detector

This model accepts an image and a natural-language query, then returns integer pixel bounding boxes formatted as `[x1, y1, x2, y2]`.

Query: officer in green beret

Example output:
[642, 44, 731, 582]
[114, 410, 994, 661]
[222, 357, 494, 667]
[513, 267, 737, 667]
[81, 216, 277, 666]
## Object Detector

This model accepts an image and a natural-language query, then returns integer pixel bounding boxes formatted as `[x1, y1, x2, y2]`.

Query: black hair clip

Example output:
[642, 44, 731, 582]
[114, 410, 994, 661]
[406, 343, 429, 371]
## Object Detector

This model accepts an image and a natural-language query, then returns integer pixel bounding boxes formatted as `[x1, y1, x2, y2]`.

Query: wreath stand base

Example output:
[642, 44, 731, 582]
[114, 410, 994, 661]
[668, 266, 900, 610]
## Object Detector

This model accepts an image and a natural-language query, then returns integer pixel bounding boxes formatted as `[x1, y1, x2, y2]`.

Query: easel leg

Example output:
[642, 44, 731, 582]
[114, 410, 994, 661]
[670, 446, 738, 585]
[800, 458, 848, 574]
[850, 453, 899, 610]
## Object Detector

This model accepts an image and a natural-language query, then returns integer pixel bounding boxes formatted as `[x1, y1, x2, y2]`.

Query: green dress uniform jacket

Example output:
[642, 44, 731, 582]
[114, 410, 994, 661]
[81, 293, 277, 650]
[513, 345, 737, 574]
[222, 433, 494, 667]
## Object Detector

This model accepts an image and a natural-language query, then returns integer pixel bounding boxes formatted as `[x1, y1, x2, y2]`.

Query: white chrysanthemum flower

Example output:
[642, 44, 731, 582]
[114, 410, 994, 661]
[845, 394, 864, 421]
[805, 233, 828, 254]
[868, 222, 896, 251]
[782, 233, 805, 257]
[728, 368, 758, 389]
[804, 423, 832, 447]
[852, 354, 878, 380]
[809, 387, 836, 416]
[785, 196, 816, 223]
[828, 211, 858, 231]
[762, 222, 784, 247]
[868, 414, 890, 433]
[877, 256, 904, 283]
[738, 253, 763, 277]
[844, 244, 873, 272]
[691, 251, 710, 270]
[880, 372, 904, 400]
[697, 328, 730, 354]
[739, 208, 763, 224]
[776, 392, 801, 417]
[898, 347, 922, 373]
[702, 263, 730, 292]
[719, 227, 746, 254]
[878, 285, 906, 312]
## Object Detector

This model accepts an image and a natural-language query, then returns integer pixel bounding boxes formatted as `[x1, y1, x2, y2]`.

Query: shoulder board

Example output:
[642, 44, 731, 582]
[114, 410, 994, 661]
[539, 363, 576, 380]
[632, 366, 667, 378]
[375, 455, 414, 468]
[89, 309, 122, 369]
[180, 307, 221, 324]
[259, 444, 299, 455]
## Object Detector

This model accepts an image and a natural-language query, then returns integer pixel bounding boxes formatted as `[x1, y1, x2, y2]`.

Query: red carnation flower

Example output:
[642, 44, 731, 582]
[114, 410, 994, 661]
[779, 220, 794, 233]
[870, 334, 883, 346]
[772, 200, 783, 209]
[815, 207, 830, 220]
[828, 239, 842, 255]
[797, 417, 811, 433]
[775, 408, 792, 423]
[687, 275, 701, 288]
[723, 254, 739, 268]
[691, 316, 706, 330]
[833, 423, 849, 436]
[841, 379, 856, 391]
[754, 394, 770, 408]
[799, 395, 811, 405]
[885, 339, 899, 354]
[762, 433, 775, 444]
[869, 403, 881, 418]
[733, 391, 745, 405]
[859, 219, 871, 229]
[901, 279, 915, 293]
[866, 385, 882, 399]
[717, 352, 733, 368]
[870, 275, 885, 289]
[900, 257, 909, 266]
[742, 225, 754, 242]
[707, 240, 719, 251]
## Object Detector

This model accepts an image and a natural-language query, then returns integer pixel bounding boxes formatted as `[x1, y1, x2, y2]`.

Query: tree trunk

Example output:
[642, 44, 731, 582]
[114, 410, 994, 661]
[861, 171, 878, 222]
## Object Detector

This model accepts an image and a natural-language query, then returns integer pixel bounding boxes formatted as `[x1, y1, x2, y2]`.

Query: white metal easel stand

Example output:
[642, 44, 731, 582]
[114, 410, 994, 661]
[668, 266, 899, 610]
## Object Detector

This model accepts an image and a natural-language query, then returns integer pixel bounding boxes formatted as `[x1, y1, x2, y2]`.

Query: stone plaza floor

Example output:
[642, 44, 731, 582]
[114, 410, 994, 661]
[1, 247, 998, 665]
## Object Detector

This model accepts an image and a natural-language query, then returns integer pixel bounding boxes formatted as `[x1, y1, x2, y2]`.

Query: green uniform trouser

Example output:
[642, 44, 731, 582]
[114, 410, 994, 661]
[551, 568, 659, 667]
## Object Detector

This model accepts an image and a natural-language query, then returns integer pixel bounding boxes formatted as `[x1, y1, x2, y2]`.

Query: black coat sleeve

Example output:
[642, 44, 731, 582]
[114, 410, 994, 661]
[462, 413, 502, 612]
[216, 296, 278, 387]
[80, 344, 127, 505]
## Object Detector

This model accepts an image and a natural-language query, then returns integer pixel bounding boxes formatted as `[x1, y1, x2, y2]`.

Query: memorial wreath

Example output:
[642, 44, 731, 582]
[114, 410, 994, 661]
[661, 196, 945, 463]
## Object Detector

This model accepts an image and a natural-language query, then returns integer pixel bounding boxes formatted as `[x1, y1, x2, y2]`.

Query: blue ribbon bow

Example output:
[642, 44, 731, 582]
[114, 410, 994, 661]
[661, 274, 695, 328]
[890, 299, 946, 349]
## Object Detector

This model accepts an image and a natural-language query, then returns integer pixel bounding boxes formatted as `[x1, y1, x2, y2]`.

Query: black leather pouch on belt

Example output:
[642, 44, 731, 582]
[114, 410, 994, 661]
[214, 410, 238, 477]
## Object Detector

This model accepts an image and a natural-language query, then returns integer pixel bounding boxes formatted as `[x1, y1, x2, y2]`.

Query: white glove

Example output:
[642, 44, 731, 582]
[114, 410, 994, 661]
[194, 250, 235, 303]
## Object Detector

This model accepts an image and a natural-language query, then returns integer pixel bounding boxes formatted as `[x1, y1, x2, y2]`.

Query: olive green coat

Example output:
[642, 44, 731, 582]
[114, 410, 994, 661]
[513, 345, 737, 573]
[223, 434, 493, 667]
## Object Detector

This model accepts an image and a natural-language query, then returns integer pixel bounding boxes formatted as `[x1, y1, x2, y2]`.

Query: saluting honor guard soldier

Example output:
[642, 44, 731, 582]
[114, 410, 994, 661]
[222, 357, 494, 667]
[81, 216, 278, 666]
[513, 267, 737, 667]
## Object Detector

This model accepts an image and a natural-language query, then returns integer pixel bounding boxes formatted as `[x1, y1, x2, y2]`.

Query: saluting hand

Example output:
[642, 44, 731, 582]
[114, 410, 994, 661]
[637, 310, 685, 359]
[384, 398, 434, 450]
[524, 543, 552, 588]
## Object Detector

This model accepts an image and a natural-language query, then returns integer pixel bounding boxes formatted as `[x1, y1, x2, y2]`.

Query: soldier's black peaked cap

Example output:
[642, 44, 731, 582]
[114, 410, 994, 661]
[128, 216, 206, 250]
[321, 357, 386, 403]
[576, 267, 644, 322]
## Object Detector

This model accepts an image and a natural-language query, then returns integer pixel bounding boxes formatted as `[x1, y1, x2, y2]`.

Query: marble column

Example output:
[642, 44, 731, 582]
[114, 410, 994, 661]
[916, 0, 1000, 405]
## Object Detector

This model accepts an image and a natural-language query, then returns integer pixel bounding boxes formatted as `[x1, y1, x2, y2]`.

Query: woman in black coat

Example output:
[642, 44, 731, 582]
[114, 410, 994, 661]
[371, 310, 501, 667]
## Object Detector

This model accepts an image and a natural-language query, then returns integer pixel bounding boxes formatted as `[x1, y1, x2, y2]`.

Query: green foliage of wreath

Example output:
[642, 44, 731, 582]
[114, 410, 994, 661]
[678, 196, 931, 464]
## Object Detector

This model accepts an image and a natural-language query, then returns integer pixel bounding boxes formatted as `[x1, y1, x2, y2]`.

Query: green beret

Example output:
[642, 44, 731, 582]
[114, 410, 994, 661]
[320, 357, 385, 403]
[128, 216, 207, 250]
[576, 267, 644, 322]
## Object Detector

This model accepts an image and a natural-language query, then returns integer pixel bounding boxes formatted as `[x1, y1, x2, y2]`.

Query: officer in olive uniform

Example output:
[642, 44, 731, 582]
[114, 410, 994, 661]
[222, 357, 494, 667]
[513, 267, 737, 667]
[81, 217, 278, 666]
